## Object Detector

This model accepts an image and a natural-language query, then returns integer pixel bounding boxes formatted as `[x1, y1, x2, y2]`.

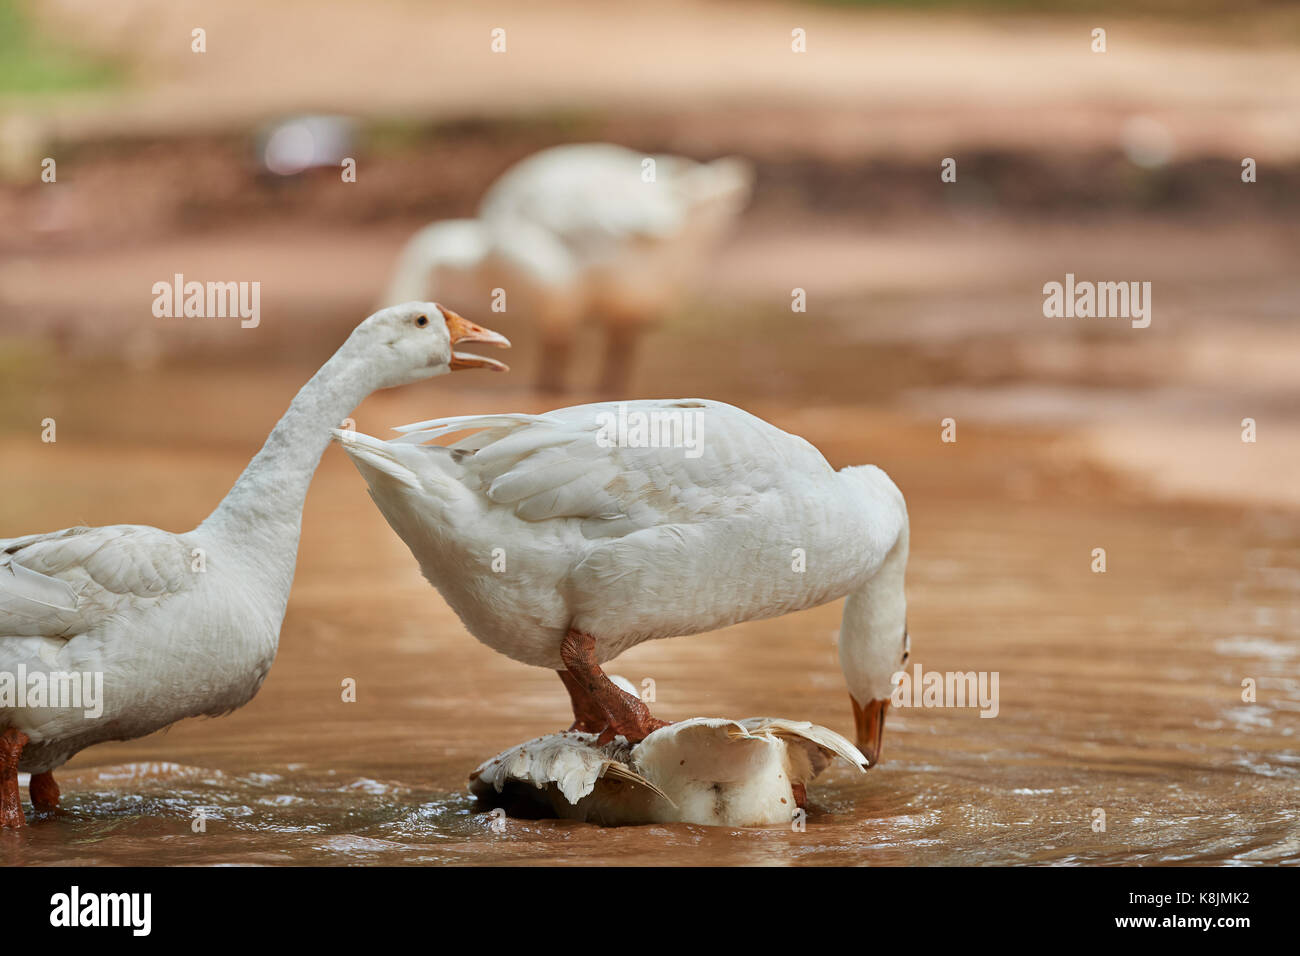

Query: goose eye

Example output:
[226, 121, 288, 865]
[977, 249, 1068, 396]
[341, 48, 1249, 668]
[415, 315, 429, 327]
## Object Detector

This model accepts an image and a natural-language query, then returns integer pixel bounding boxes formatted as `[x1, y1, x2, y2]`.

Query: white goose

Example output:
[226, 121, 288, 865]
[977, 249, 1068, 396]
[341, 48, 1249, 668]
[0, 303, 510, 827]
[334, 398, 909, 763]
[470, 716, 868, 827]
[383, 143, 754, 392]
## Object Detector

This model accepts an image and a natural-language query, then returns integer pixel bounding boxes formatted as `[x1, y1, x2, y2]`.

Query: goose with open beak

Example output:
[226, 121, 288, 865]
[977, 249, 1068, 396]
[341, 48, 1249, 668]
[0, 302, 510, 828]
[442, 305, 512, 372]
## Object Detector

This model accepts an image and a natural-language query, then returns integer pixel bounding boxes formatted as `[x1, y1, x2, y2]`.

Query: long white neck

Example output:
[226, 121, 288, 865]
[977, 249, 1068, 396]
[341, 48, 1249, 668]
[198, 340, 374, 602]
[383, 224, 454, 305]
[837, 467, 910, 703]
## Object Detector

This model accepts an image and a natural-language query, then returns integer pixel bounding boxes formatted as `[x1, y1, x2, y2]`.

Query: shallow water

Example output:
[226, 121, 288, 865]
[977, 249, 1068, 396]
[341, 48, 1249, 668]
[2, 355, 1297, 865]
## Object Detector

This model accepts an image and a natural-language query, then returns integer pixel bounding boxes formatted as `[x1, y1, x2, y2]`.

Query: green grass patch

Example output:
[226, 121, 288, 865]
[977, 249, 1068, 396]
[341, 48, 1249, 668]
[0, 0, 118, 95]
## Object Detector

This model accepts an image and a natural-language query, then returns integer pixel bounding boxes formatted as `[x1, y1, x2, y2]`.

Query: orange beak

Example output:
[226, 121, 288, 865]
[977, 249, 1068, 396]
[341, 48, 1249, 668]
[851, 697, 889, 768]
[439, 305, 510, 372]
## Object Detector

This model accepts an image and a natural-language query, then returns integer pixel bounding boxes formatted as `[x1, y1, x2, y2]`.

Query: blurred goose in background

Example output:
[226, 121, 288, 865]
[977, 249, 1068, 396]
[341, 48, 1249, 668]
[0, 303, 509, 828]
[381, 217, 582, 391]
[382, 143, 754, 393]
[334, 398, 909, 764]
[470, 716, 868, 827]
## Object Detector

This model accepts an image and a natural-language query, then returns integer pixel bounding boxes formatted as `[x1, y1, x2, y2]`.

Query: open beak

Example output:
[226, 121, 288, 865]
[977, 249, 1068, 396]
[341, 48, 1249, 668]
[440, 305, 510, 372]
[851, 697, 889, 768]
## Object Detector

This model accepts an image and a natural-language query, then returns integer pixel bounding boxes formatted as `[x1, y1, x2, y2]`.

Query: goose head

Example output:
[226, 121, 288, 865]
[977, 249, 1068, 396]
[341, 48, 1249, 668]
[351, 301, 510, 389]
[836, 465, 910, 767]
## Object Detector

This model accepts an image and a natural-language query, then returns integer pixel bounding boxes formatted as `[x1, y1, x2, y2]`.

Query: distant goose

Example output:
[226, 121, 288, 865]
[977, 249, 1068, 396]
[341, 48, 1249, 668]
[334, 398, 908, 763]
[0, 303, 509, 827]
[470, 716, 868, 827]
[382, 143, 753, 392]
[381, 218, 581, 393]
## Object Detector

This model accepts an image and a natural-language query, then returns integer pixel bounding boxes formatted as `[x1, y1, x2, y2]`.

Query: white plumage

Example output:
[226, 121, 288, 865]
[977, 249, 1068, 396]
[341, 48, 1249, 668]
[469, 716, 867, 827]
[382, 143, 754, 391]
[335, 398, 909, 759]
[0, 303, 509, 826]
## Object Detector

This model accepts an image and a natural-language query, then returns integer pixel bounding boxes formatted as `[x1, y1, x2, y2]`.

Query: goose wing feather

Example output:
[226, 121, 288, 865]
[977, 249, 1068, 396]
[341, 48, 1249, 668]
[469, 731, 672, 807]
[737, 717, 870, 775]
[1, 525, 195, 639]
[392, 399, 833, 532]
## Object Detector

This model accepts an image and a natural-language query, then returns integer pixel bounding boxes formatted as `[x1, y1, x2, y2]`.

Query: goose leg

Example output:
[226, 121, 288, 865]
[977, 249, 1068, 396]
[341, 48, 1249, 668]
[30, 771, 59, 813]
[536, 338, 572, 395]
[556, 670, 608, 733]
[597, 325, 641, 395]
[560, 629, 670, 744]
[0, 728, 28, 828]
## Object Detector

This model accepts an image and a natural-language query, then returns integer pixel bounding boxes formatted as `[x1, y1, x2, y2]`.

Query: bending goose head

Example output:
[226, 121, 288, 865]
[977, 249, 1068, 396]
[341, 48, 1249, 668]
[836, 464, 910, 767]
[350, 301, 510, 389]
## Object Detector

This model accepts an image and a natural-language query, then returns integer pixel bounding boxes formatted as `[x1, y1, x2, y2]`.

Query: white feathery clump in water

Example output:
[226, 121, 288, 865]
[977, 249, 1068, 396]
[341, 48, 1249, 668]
[470, 711, 868, 828]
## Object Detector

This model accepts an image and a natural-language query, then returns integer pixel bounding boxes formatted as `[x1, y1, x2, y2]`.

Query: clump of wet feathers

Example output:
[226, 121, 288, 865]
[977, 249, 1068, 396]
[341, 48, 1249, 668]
[469, 717, 867, 827]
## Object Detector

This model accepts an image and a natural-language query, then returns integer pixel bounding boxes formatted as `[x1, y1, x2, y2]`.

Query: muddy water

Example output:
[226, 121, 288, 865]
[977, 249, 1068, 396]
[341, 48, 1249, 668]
[2, 342, 1298, 866]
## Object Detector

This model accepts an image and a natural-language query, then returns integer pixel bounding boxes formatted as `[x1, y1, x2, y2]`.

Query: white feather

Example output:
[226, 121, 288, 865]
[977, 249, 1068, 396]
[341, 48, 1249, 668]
[469, 716, 864, 827]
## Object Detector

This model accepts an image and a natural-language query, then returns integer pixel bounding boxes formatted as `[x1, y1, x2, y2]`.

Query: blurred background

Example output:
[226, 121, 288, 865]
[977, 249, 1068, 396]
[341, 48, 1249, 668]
[2, 0, 1298, 864]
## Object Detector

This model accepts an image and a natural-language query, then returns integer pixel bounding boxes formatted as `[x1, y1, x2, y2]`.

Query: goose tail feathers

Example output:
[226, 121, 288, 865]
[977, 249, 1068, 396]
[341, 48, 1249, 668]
[391, 412, 563, 446]
[331, 429, 422, 490]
